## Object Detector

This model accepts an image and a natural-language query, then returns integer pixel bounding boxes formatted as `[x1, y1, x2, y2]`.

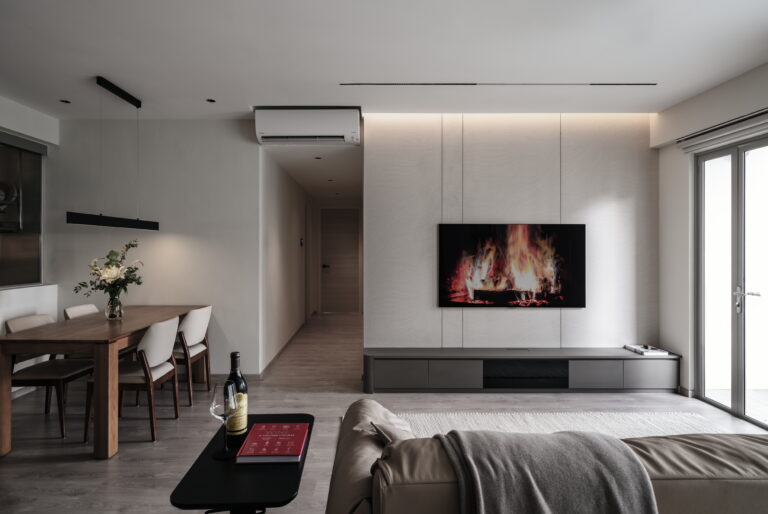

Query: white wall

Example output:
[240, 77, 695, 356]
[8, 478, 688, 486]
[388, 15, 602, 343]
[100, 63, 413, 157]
[305, 201, 321, 318]
[658, 145, 694, 390]
[0, 95, 59, 145]
[46, 120, 262, 373]
[258, 151, 307, 373]
[651, 63, 768, 147]
[364, 113, 658, 349]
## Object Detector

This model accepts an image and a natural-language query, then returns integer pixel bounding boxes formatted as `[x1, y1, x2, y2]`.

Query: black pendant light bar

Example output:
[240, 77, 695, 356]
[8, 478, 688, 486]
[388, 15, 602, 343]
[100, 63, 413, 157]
[96, 76, 142, 108]
[66, 77, 159, 231]
[67, 211, 159, 231]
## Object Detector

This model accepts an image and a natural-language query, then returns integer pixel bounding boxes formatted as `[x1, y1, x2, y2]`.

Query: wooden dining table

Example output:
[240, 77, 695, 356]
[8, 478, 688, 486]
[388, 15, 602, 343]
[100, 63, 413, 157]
[0, 305, 204, 459]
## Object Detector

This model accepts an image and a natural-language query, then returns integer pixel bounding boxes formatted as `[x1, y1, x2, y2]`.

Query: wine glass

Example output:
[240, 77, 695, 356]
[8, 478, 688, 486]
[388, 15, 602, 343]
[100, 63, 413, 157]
[209, 382, 238, 460]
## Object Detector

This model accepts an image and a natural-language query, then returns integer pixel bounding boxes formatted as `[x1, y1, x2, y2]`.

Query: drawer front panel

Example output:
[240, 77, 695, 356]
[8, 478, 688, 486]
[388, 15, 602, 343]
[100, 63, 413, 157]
[623, 360, 678, 389]
[569, 360, 623, 389]
[373, 359, 428, 389]
[429, 360, 483, 388]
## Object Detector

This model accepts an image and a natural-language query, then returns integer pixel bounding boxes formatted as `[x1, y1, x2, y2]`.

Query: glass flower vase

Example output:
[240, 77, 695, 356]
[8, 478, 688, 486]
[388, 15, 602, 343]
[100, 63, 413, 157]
[105, 295, 123, 320]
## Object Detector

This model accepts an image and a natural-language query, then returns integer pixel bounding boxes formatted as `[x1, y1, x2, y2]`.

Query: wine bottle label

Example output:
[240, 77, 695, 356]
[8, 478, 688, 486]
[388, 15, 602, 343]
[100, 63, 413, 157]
[226, 392, 248, 435]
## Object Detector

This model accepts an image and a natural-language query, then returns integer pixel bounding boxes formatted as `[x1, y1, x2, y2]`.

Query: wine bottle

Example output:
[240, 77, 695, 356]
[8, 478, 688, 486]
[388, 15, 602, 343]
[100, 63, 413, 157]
[225, 351, 248, 436]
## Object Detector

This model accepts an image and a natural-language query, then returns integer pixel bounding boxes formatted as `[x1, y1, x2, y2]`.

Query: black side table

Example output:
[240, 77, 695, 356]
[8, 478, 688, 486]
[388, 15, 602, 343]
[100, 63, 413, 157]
[171, 413, 314, 514]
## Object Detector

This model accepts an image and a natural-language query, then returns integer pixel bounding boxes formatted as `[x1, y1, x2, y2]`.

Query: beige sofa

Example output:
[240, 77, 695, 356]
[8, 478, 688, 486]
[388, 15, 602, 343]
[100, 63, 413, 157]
[327, 399, 768, 514]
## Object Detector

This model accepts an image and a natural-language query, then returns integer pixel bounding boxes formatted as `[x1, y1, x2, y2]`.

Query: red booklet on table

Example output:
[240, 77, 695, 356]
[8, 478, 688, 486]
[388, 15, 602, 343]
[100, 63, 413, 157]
[236, 422, 310, 464]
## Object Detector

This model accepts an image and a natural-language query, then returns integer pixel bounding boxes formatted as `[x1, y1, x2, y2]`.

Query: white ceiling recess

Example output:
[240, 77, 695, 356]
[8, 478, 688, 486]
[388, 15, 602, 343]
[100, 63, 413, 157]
[265, 145, 362, 201]
[1, 1, 768, 119]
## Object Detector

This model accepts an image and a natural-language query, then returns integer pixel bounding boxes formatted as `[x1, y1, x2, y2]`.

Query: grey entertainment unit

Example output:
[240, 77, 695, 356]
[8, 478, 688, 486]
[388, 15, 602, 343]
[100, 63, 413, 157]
[363, 348, 680, 393]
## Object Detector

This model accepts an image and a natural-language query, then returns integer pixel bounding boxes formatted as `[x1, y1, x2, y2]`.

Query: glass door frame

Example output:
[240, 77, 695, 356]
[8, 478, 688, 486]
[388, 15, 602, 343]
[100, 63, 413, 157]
[695, 134, 768, 430]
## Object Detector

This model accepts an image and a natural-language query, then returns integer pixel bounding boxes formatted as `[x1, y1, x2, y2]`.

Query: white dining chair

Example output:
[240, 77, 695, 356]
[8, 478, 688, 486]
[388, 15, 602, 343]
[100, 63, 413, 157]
[173, 306, 212, 406]
[5, 314, 93, 438]
[84, 316, 181, 442]
[63, 303, 99, 320]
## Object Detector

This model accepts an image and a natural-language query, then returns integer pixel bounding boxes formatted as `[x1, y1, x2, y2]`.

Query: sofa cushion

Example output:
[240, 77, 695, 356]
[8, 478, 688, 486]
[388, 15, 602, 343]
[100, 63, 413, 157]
[369, 421, 414, 446]
[372, 438, 460, 514]
[326, 399, 415, 514]
[623, 434, 768, 514]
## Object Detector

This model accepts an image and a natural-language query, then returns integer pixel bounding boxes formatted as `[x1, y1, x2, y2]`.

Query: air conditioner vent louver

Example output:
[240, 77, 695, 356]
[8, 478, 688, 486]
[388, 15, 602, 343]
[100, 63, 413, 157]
[254, 108, 360, 145]
[260, 135, 348, 144]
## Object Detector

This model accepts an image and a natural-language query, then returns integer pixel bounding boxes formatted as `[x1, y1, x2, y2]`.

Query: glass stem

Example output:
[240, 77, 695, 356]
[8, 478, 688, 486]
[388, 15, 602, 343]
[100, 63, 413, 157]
[223, 425, 228, 453]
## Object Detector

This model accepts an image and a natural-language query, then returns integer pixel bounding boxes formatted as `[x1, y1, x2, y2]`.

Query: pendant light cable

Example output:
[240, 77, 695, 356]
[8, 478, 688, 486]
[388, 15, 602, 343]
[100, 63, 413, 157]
[99, 89, 104, 215]
[135, 106, 140, 219]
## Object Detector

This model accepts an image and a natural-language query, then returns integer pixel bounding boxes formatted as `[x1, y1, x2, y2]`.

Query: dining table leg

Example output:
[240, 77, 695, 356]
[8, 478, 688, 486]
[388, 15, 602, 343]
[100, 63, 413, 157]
[93, 342, 119, 459]
[0, 351, 11, 456]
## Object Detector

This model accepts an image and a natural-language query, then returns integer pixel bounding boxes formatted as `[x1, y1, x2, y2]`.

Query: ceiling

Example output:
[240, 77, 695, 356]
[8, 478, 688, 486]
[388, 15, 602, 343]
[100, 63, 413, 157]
[265, 145, 362, 201]
[1, 1, 767, 120]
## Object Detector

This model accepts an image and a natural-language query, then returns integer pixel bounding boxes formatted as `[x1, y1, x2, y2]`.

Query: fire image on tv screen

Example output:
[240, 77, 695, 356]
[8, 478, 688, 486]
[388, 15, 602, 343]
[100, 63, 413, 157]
[439, 224, 585, 308]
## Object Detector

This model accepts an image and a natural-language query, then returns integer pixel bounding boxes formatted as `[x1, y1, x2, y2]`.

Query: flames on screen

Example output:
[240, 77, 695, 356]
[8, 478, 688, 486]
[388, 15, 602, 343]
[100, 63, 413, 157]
[448, 225, 564, 306]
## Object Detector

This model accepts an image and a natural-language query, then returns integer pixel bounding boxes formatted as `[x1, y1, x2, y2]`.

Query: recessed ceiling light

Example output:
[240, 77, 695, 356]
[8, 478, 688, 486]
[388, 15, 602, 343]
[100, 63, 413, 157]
[314, 156, 322, 160]
[59, 99, 71, 104]
[206, 98, 216, 103]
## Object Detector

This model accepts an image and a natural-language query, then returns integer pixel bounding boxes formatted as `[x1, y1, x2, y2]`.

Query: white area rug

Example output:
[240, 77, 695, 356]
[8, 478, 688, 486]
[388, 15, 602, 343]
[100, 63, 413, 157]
[395, 411, 727, 439]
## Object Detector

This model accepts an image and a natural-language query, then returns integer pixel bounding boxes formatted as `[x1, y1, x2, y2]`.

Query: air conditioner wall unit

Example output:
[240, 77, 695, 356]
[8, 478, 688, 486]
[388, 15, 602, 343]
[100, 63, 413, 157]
[254, 108, 361, 145]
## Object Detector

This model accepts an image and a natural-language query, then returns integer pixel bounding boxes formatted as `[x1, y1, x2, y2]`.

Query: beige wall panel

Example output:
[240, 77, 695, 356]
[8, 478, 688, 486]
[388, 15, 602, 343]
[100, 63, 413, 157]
[560, 114, 659, 348]
[364, 115, 443, 348]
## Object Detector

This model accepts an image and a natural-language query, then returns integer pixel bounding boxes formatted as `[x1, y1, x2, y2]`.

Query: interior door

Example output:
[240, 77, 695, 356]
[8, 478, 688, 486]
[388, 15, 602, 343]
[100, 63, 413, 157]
[321, 208, 360, 312]
[698, 136, 768, 427]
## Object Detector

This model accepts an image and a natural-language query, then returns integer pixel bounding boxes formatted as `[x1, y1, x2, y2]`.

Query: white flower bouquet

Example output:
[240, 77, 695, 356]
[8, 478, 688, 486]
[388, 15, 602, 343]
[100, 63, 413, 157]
[74, 240, 143, 319]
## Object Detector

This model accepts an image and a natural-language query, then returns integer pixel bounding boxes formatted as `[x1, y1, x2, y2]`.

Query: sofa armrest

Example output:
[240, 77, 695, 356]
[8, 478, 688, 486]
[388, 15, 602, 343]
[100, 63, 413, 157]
[326, 399, 414, 514]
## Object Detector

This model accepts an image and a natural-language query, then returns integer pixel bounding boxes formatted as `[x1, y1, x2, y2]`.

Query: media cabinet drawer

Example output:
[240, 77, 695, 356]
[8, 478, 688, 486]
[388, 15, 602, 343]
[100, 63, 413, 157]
[569, 360, 623, 389]
[623, 360, 677, 389]
[429, 360, 483, 388]
[374, 359, 428, 389]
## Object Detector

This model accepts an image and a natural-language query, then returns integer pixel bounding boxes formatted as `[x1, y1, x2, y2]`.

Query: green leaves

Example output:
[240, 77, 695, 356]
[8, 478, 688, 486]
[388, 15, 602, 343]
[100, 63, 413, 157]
[73, 240, 144, 297]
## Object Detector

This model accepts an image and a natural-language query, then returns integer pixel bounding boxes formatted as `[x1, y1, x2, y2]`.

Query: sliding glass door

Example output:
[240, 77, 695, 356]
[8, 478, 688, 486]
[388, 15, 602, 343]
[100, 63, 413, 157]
[698, 136, 768, 427]
[744, 143, 768, 424]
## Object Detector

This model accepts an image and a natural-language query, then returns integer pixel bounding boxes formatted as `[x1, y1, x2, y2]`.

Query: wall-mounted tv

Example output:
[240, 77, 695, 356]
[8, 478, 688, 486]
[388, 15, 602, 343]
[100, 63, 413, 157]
[439, 224, 585, 308]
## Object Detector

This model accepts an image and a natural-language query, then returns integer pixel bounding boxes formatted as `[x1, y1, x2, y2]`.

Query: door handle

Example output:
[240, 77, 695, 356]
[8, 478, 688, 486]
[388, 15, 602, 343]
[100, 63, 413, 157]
[733, 288, 762, 314]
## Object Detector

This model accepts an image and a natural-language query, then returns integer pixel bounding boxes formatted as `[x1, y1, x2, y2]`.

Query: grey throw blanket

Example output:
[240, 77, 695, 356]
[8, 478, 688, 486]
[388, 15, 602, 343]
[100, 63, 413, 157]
[436, 430, 658, 514]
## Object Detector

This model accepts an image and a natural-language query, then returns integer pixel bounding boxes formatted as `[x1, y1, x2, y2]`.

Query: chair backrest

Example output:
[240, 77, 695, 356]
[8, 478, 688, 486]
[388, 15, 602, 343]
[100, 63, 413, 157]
[5, 314, 55, 334]
[138, 316, 180, 368]
[178, 306, 212, 346]
[63, 303, 99, 320]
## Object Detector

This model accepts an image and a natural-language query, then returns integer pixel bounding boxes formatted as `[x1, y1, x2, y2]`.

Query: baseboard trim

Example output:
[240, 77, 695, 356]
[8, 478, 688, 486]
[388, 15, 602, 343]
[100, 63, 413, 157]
[677, 386, 694, 397]
[255, 323, 305, 381]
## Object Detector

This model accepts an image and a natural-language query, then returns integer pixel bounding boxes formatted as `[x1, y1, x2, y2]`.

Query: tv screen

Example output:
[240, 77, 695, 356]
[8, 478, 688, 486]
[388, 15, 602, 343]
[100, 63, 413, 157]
[439, 224, 585, 308]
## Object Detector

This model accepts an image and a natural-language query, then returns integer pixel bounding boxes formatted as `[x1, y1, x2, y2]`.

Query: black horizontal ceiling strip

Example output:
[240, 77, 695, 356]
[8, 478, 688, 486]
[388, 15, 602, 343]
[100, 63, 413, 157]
[339, 82, 656, 86]
[675, 106, 768, 144]
[66, 211, 158, 231]
[96, 76, 142, 109]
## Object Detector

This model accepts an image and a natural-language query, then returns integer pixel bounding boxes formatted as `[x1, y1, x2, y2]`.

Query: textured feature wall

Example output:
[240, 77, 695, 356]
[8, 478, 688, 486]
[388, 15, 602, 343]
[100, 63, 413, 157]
[364, 113, 658, 349]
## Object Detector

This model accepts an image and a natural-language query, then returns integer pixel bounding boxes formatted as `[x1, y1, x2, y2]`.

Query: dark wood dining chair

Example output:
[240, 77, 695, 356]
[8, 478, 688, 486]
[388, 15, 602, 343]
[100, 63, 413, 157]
[5, 314, 93, 438]
[83, 316, 181, 442]
[173, 305, 212, 405]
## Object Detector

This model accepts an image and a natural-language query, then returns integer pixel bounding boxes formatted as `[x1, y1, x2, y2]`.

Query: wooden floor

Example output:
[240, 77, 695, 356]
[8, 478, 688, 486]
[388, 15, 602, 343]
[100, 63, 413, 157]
[0, 313, 764, 513]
